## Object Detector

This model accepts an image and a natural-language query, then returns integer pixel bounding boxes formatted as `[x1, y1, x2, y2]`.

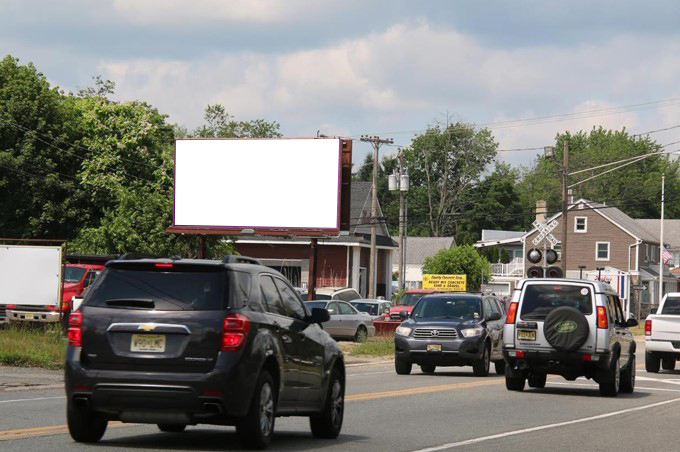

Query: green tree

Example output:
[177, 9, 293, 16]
[192, 104, 282, 138]
[402, 121, 497, 237]
[422, 245, 491, 292]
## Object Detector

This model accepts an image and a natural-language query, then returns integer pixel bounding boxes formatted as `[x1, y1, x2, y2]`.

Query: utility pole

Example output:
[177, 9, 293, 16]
[561, 141, 569, 276]
[361, 135, 393, 298]
[389, 151, 409, 291]
[659, 174, 666, 306]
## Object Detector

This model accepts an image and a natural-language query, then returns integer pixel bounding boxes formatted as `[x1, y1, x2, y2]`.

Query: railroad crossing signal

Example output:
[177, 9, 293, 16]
[527, 220, 562, 278]
[532, 219, 559, 247]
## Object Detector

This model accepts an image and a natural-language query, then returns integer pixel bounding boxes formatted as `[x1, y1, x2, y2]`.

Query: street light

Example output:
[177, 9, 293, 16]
[389, 152, 409, 291]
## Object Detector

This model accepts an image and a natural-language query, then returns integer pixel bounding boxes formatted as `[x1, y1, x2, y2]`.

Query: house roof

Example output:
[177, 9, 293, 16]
[392, 236, 455, 264]
[636, 219, 680, 248]
[481, 230, 525, 241]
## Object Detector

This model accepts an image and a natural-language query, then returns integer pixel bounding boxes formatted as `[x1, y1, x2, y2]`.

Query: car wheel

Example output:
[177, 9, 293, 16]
[66, 401, 108, 443]
[527, 373, 547, 389]
[310, 366, 344, 439]
[354, 325, 368, 343]
[420, 364, 436, 374]
[472, 344, 490, 377]
[236, 370, 276, 449]
[158, 424, 186, 432]
[599, 356, 620, 397]
[645, 351, 661, 373]
[395, 357, 412, 375]
[505, 366, 525, 391]
[494, 360, 506, 375]
[620, 355, 635, 394]
[662, 357, 676, 371]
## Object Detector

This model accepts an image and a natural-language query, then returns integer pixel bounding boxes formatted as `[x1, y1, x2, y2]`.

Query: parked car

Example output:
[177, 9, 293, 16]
[503, 278, 637, 396]
[65, 255, 345, 449]
[350, 299, 392, 321]
[644, 292, 680, 372]
[300, 287, 361, 302]
[306, 300, 376, 342]
[394, 293, 506, 376]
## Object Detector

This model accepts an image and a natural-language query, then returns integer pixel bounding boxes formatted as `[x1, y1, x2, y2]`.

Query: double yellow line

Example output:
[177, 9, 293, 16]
[1, 379, 503, 441]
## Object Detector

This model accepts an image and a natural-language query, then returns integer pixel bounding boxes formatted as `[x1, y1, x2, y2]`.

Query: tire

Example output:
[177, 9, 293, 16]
[505, 366, 525, 391]
[420, 364, 436, 374]
[494, 360, 506, 375]
[646, 351, 661, 373]
[662, 357, 676, 371]
[620, 355, 635, 394]
[395, 357, 412, 375]
[236, 371, 276, 449]
[310, 366, 344, 439]
[543, 306, 590, 352]
[67, 402, 108, 443]
[472, 344, 490, 377]
[354, 325, 368, 343]
[599, 356, 620, 397]
[527, 373, 547, 389]
[158, 424, 186, 433]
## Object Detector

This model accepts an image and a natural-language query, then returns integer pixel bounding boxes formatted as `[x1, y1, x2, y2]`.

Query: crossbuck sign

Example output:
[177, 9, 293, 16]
[532, 220, 559, 247]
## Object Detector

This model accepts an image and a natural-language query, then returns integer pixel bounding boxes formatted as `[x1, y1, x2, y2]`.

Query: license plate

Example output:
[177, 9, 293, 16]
[24, 313, 34, 320]
[131, 334, 166, 353]
[517, 330, 536, 341]
[427, 344, 442, 352]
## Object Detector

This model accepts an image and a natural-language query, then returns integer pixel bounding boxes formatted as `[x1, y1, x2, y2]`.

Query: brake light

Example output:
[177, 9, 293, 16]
[506, 302, 518, 324]
[221, 313, 250, 351]
[597, 306, 608, 329]
[67, 311, 83, 347]
[6, 304, 16, 309]
[645, 320, 652, 336]
[155, 263, 173, 268]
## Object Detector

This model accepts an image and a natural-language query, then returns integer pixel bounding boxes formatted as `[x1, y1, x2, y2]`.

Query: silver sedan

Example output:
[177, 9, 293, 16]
[306, 300, 376, 342]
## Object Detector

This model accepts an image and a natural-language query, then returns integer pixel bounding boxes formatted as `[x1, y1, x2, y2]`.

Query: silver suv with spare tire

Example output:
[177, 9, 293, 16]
[503, 278, 637, 396]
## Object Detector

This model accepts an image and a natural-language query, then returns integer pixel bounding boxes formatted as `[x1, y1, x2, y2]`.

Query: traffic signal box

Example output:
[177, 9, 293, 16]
[526, 248, 563, 278]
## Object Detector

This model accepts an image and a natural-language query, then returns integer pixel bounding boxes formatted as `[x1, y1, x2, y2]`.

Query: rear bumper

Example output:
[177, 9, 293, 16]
[65, 346, 256, 423]
[645, 339, 680, 354]
[503, 348, 612, 376]
[7, 310, 60, 323]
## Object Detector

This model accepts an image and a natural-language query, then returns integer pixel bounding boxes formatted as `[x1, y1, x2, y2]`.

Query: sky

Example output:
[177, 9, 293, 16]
[2, 0, 680, 167]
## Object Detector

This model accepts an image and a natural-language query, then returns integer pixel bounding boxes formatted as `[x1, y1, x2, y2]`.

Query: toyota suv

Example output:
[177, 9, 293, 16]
[65, 255, 345, 449]
[503, 278, 637, 396]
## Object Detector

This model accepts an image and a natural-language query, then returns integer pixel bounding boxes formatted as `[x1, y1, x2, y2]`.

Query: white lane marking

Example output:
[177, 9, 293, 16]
[548, 382, 680, 392]
[411, 397, 680, 452]
[637, 376, 680, 385]
[0, 396, 65, 405]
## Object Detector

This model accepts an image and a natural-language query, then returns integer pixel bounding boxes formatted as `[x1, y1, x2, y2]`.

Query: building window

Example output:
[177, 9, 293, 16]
[574, 217, 587, 233]
[596, 242, 610, 261]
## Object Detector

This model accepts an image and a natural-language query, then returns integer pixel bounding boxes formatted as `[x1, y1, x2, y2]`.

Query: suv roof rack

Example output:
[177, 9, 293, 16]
[222, 255, 262, 266]
[117, 252, 160, 261]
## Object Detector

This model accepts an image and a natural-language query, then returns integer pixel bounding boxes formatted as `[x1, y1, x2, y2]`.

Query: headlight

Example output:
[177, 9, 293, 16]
[396, 326, 412, 336]
[461, 327, 484, 338]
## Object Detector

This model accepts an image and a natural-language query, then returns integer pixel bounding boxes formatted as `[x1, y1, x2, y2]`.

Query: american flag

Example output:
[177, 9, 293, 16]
[662, 245, 673, 265]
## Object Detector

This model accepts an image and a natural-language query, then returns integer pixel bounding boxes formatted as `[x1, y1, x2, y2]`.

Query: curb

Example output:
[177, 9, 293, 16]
[346, 359, 394, 368]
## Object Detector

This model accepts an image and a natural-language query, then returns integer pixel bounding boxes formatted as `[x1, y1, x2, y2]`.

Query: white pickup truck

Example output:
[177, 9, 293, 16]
[645, 292, 680, 372]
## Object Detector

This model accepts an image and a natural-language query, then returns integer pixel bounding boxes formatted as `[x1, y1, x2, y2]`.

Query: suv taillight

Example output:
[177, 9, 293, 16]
[597, 306, 608, 329]
[506, 302, 518, 324]
[68, 311, 83, 347]
[645, 319, 652, 336]
[221, 313, 250, 351]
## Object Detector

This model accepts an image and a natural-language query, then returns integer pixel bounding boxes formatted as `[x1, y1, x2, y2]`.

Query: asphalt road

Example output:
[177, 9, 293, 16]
[3, 341, 680, 451]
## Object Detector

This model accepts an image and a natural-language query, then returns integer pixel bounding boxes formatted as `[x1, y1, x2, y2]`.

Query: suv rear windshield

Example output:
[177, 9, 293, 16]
[84, 266, 232, 311]
[520, 284, 593, 320]
[662, 296, 680, 315]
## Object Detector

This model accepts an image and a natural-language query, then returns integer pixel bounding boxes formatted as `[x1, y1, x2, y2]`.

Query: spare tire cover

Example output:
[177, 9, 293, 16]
[543, 306, 590, 352]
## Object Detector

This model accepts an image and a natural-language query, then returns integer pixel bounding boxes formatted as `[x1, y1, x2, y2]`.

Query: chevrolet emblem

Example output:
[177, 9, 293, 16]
[138, 324, 156, 332]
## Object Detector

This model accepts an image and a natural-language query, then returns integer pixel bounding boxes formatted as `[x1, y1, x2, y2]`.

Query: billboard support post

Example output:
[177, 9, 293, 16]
[308, 238, 318, 300]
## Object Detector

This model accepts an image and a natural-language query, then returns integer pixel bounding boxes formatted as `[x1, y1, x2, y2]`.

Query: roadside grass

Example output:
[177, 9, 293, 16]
[350, 335, 394, 357]
[0, 323, 66, 369]
[629, 324, 645, 337]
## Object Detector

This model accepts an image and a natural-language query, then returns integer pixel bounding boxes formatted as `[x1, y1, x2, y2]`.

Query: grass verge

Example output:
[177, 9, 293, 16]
[349, 335, 394, 357]
[0, 323, 66, 369]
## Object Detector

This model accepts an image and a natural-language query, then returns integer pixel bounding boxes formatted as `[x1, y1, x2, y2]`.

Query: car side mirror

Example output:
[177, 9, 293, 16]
[486, 312, 502, 321]
[309, 308, 330, 324]
[626, 318, 638, 328]
[399, 310, 409, 320]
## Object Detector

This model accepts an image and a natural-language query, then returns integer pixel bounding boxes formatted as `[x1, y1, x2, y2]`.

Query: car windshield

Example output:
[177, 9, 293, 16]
[64, 266, 87, 283]
[662, 297, 680, 315]
[84, 266, 229, 311]
[412, 297, 481, 320]
[398, 293, 423, 306]
[306, 301, 328, 310]
[520, 284, 593, 320]
[351, 302, 378, 315]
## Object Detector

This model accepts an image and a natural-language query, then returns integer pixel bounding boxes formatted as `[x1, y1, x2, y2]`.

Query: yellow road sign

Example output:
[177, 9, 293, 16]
[422, 274, 467, 291]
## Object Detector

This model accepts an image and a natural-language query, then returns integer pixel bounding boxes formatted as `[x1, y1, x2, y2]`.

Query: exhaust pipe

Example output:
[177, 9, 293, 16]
[203, 402, 223, 414]
[73, 396, 90, 409]
[516, 360, 528, 370]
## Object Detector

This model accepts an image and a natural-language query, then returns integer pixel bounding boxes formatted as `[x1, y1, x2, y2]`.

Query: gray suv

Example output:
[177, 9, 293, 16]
[503, 278, 637, 396]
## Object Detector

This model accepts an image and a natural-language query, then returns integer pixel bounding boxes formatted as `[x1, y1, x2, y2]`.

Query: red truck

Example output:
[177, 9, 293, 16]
[60, 263, 104, 315]
[373, 289, 448, 334]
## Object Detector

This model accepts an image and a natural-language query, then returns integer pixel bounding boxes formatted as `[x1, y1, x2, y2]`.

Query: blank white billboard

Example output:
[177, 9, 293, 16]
[174, 138, 342, 232]
[0, 245, 62, 307]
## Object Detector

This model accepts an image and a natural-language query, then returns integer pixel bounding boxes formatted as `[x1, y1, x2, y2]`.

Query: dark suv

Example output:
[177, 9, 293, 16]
[65, 255, 345, 449]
